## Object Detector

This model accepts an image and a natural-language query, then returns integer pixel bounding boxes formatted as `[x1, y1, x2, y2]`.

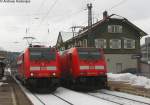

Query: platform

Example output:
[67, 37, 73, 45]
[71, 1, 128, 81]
[0, 76, 33, 105]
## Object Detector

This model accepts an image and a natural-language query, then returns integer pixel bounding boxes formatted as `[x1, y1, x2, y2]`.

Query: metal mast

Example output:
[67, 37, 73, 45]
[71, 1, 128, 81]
[87, 3, 93, 47]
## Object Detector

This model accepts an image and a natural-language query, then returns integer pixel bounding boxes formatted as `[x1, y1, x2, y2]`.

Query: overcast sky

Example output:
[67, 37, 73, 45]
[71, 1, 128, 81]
[0, 0, 150, 52]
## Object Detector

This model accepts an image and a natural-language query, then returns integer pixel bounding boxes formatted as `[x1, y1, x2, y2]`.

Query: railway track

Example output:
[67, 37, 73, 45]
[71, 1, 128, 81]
[13, 75, 150, 105]
[87, 90, 150, 105]
[31, 93, 46, 105]
[14, 75, 74, 105]
[52, 93, 74, 105]
[101, 90, 150, 105]
[32, 93, 74, 105]
[86, 93, 123, 105]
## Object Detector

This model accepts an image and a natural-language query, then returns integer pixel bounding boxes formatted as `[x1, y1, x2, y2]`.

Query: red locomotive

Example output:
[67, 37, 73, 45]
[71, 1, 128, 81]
[60, 47, 107, 89]
[17, 45, 61, 92]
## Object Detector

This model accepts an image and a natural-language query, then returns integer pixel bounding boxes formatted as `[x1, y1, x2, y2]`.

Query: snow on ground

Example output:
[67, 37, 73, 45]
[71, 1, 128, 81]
[54, 87, 118, 105]
[36, 93, 69, 105]
[17, 85, 118, 105]
[108, 73, 150, 89]
[0, 82, 3, 86]
[0, 77, 7, 86]
[101, 89, 150, 104]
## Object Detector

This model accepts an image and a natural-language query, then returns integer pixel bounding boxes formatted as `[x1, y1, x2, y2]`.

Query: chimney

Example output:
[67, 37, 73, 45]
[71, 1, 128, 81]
[103, 11, 108, 19]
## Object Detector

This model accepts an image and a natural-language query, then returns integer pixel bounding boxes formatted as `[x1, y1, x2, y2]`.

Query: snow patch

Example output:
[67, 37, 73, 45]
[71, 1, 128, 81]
[2, 77, 7, 81]
[0, 82, 8, 86]
[108, 73, 150, 89]
[0, 82, 3, 86]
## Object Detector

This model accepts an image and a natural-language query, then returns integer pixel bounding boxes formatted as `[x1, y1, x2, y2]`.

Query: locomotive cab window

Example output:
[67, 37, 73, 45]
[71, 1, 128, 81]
[78, 48, 101, 60]
[30, 48, 56, 60]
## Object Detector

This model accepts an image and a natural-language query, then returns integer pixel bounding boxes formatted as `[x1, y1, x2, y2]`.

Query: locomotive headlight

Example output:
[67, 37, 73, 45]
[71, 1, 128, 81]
[95, 66, 104, 70]
[52, 73, 56, 76]
[30, 73, 34, 76]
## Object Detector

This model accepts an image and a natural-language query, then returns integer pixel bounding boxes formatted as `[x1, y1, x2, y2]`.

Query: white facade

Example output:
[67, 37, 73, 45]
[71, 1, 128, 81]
[105, 54, 138, 73]
[145, 37, 150, 62]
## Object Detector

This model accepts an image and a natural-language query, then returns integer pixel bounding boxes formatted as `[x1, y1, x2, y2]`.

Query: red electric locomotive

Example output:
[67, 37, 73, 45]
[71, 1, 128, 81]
[17, 45, 61, 92]
[60, 47, 107, 90]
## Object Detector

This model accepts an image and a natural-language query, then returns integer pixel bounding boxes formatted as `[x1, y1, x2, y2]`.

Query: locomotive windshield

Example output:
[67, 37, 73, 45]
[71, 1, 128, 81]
[29, 48, 56, 60]
[78, 48, 101, 60]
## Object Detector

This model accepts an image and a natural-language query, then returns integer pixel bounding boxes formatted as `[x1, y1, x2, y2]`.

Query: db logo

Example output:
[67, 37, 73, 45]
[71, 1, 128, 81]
[41, 63, 45, 66]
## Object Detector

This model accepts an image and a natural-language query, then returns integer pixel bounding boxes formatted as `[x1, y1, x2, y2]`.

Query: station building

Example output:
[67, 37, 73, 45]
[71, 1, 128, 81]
[56, 11, 147, 73]
[141, 37, 150, 63]
[140, 37, 150, 77]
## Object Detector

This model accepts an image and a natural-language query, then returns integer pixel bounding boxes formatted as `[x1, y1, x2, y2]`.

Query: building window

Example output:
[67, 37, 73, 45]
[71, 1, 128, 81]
[124, 39, 135, 49]
[77, 41, 82, 47]
[82, 39, 87, 47]
[110, 39, 121, 49]
[95, 39, 106, 48]
[68, 45, 71, 48]
[78, 41, 82, 47]
[108, 25, 122, 33]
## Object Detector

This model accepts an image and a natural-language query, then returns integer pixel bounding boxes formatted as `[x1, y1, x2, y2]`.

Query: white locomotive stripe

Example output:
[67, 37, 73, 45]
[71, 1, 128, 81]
[30, 66, 40, 70]
[47, 66, 56, 70]
[80, 66, 89, 70]
[95, 66, 104, 70]
[30, 66, 57, 71]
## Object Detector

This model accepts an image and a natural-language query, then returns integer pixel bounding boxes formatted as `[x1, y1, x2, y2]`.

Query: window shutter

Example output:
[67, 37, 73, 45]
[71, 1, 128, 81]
[85, 39, 87, 48]
[108, 25, 112, 33]
[132, 40, 135, 48]
[124, 40, 127, 48]
[79, 41, 82, 47]
[110, 40, 112, 48]
[119, 26, 122, 33]
[104, 39, 107, 48]
[119, 40, 121, 48]
[95, 39, 98, 48]
[82, 40, 84, 47]
[99, 39, 103, 48]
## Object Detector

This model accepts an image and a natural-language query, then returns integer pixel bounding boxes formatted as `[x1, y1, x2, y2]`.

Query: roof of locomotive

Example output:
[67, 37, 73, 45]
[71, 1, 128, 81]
[70, 47, 101, 50]
[65, 47, 102, 53]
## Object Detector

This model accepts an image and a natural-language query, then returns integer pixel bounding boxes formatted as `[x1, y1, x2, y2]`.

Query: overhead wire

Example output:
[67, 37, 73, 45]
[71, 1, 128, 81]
[38, 0, 59, 26]
[87, 0, 128, 24]
[36, 0, 47, 14]
[32, 0, 91, 46]
[108, 0, 128, 11]
[32, 0, 59, 41]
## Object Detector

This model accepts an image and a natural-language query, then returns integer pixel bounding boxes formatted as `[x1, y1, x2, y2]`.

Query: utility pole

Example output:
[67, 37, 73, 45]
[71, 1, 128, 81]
[71, 26, 84, 47]
[23, 37, 35, 46]
[87, 3, 93, 47]
[87, 3, 92, 26]
[71, 26, 76, 46]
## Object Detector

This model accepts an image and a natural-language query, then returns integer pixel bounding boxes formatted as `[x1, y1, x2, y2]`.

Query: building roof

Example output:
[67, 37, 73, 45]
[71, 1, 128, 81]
[56, 13, 148, 46]
[76, 14, 148, 38]
[56, 31, 78, 46]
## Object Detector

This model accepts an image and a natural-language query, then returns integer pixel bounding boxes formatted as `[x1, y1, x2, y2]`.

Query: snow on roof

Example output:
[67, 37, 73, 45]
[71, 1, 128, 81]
[108, 73, 150, 89]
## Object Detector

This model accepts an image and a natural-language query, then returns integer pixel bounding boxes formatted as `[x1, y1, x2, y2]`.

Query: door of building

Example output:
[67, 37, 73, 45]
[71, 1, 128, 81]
[116, 63, 122, 73]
